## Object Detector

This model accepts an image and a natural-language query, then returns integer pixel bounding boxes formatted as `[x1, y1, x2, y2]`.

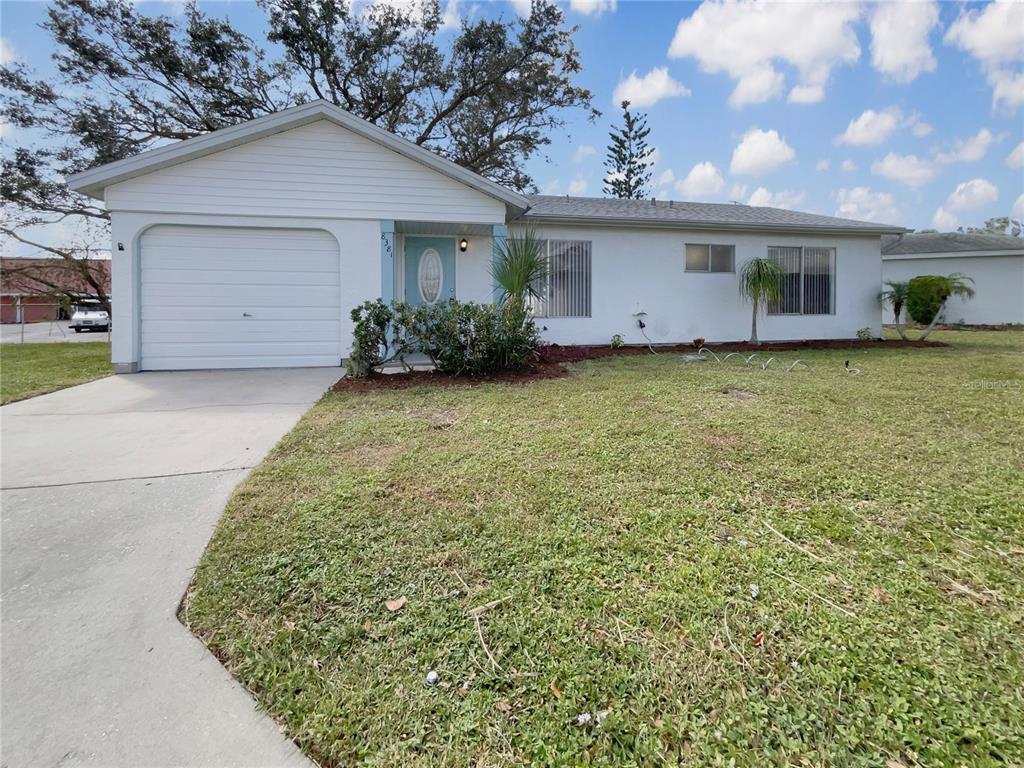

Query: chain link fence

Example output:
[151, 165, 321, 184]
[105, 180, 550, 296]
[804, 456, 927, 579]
[1, 301, 111, 344]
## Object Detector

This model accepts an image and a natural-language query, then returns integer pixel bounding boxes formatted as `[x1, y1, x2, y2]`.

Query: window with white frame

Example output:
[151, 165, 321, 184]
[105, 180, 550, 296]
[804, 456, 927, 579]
[767, 246, 836, 315]
[685, 243, 735, 272]
[530, 240, 592, 318]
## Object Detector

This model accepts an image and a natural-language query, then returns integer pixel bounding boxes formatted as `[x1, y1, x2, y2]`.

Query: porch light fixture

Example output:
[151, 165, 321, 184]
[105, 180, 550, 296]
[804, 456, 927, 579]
[459, 237, 468, 252]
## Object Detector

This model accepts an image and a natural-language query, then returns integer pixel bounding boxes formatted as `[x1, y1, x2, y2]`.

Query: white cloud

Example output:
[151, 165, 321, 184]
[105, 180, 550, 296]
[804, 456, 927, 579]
[815, 159, 830, 172]
[1007, 142, 1024, 169]
[944, 178, 999, 211]
[729, 183, 749, 200]
[668, 0, 861, 108]
[841, 159, 857, 172]
[612, 67, 690, 108]
[729, 128, 795, 176]
[871, 152, 938, 188]
[869, 0, 939, 83]
[1012, 192, 1024, 220]
[835, 187, 902, 225]
[747, 187, 805, 210]
[0, 37, 17, 66]
[440, 0, 460, 30]
[932, 207, 959, 230]
[0, 120, 11, 140]
[568, 175, 588, 195]
[542, 178, 562, 195]
[574, 145, 596, 163]
[906, 112, 934, 137]
[654, 168, 675, 187]
[569, 0, 616, 16]
[509, 0, 532, 17]
[837, 107, 903, 145]
[945, 0, 1024, 112]
[935, 128, 997, 164]
[673, 161, 725, 199]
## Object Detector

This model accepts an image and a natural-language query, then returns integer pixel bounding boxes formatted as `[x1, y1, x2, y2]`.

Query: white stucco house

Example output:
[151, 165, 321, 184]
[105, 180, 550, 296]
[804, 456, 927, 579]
[882, 233, 1024, 326]
[68, 100, 905, 372]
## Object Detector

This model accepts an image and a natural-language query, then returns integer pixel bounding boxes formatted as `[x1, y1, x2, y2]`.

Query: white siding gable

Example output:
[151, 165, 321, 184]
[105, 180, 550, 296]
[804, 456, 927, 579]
[104, 119, 507, 224]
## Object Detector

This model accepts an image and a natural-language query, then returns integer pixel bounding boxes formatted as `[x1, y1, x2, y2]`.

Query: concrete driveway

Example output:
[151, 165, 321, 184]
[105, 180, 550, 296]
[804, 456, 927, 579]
[1, 369, 341, 767]
[1, 320, 110, 344]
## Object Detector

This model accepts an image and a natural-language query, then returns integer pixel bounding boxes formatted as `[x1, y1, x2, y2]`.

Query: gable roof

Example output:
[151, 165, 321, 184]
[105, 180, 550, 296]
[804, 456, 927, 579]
[67, 100, 530, 213]
[521, 195, 906, 235]
[882, 232, 1024, 256]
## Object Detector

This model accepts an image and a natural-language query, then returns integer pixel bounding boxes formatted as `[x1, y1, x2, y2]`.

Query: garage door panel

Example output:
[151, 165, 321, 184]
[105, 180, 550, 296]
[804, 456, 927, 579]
[142, 320, 341, 343]
[142, 305, 339, 322]
[142, 268, 338, 287]
[142, 283, 341, 304]
[142, 354, 341, 371]
[140, 225, 341, 370]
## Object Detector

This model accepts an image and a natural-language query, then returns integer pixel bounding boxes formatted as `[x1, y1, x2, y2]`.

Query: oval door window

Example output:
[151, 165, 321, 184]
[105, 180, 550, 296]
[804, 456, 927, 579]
[418, 248, 443, 303]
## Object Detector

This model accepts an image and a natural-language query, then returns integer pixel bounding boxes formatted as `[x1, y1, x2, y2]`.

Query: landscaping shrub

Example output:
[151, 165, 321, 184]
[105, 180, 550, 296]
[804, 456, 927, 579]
[347, 299, 540, 377]
[408, 300, 540, 377]
[348, 299, 400, 377]
[906, 275, 949, 325]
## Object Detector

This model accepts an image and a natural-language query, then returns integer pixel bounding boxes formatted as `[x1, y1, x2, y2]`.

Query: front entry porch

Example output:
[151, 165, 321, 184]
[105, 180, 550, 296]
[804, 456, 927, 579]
[380, 221, 507, 308]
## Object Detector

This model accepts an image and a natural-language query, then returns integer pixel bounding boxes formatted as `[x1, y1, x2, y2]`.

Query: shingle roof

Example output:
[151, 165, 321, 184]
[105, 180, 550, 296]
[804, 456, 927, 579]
[520, 195, 906, 234]
[881, 232, 1024, 255]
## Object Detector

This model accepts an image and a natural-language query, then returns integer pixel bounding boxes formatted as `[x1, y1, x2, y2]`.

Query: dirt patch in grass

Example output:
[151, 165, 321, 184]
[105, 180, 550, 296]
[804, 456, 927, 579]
[331, 362, 572, 393]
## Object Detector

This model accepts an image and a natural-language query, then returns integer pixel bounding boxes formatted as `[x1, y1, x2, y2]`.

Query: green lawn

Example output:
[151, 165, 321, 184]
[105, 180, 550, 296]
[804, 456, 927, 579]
[1, 342, 112, 404]
[185, 330, 1024, 767]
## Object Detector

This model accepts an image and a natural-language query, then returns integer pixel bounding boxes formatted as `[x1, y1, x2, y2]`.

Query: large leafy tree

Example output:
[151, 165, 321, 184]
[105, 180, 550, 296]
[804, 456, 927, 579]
[602, 100, 654, 199]
[1, 0, 594, 287]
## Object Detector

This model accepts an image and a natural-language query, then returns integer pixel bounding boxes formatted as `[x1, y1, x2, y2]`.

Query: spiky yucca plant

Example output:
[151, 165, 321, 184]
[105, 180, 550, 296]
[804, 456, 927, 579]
[490, 228, 548, 309]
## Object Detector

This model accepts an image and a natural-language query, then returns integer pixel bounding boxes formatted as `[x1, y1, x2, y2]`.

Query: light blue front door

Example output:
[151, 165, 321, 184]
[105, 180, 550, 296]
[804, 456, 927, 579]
[404, 237, 456, 307]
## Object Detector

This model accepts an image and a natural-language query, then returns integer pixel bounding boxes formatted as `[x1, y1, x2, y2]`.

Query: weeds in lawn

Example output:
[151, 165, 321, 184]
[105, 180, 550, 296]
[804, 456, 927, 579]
[185, 330, 1024, 767]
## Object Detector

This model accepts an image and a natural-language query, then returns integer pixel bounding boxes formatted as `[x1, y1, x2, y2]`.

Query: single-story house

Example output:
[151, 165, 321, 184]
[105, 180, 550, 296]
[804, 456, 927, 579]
[1, 257, 112, 324]
[68, 100, 904, 372]
[882, 233, 1024, 326]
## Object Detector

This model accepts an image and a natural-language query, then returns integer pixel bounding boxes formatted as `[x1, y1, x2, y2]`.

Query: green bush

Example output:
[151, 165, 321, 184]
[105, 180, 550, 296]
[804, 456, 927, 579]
[406, 300, 540, 377]
[347, 299, 540, 377]
[348, 299, 413, 377]
[906, 276, 950, 325]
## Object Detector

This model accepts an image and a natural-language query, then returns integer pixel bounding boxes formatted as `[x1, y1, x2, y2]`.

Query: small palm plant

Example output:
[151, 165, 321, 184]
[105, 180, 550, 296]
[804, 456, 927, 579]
[490, 228, 547, 309]
[918, 272, 975, 341]
[738, 258, 784, 346]
[878, 280, 911, 340]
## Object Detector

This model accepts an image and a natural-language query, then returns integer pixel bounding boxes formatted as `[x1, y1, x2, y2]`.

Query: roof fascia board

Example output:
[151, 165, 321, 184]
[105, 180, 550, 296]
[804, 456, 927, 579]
[519, 213, 907, 236]
[67, 101, 529, 212]
[883, 249, 1024, 259]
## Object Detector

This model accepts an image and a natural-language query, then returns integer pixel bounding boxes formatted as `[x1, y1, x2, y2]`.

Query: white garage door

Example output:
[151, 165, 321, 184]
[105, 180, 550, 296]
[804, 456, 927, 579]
[140, 226, 341, 370]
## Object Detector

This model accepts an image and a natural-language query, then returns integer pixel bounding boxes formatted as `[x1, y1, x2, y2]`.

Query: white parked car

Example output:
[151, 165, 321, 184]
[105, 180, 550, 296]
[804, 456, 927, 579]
[69, 304, 110, 333]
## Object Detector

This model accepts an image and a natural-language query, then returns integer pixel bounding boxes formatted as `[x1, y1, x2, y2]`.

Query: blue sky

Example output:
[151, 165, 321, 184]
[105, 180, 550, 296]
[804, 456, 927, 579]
[2, 0, 1023, 233]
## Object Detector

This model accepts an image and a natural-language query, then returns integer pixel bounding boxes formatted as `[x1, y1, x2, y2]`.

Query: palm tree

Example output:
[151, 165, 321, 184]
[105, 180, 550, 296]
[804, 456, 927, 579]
[490, 228, 547, 309]
[878, 280, 911, 340]
[738, 258, 784, 346]
[918, 272, 975, 341]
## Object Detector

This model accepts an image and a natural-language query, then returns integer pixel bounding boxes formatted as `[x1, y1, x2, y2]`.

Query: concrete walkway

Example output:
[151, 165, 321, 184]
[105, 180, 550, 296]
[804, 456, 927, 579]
[1, 369, 341, 767]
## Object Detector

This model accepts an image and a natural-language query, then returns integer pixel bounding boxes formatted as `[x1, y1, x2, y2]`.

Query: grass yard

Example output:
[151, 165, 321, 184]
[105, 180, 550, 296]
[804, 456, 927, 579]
[0, 342, 112, 404]
[185, 330, 1024, 767]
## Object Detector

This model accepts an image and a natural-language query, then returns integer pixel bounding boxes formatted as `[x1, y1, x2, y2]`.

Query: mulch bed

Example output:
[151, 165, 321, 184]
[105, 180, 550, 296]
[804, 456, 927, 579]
[330, 362, 572, 393]
[331, 337, 948, 392]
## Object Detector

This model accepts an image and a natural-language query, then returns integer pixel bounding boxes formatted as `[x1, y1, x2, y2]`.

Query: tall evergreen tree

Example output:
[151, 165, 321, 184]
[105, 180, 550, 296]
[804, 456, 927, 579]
[602, 100, 654, 199]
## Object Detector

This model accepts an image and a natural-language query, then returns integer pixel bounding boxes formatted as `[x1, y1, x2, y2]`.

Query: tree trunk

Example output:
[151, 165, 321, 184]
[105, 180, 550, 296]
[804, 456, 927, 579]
[918, 300, 947, 341]
[750, 297, 760, 346]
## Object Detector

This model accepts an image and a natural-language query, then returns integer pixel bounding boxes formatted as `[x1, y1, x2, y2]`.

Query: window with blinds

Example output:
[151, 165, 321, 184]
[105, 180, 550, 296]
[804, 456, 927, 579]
[530, 240, 592, 318]
[767, 246, 836, 315]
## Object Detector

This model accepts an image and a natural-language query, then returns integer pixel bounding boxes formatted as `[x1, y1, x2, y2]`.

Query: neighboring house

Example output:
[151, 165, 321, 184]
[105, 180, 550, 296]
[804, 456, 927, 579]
[0, 258, 112, 324]
[68, 100, 904, 372]
[882, 233, 1024, 325]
